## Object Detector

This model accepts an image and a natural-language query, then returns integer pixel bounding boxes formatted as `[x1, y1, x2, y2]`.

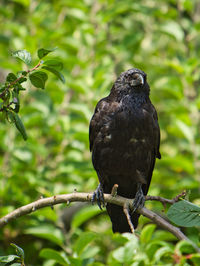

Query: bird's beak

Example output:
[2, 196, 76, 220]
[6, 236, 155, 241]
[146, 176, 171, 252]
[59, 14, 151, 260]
[130, 74, 144, 87]
[138, 74, 144, 85]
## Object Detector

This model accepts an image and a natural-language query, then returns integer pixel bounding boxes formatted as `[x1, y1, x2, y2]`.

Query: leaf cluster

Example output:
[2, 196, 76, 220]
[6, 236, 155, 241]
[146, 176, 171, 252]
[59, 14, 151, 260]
[2, 225, 200, 265]
[0, 49, 64, 140]
[0, 243, 25, 266]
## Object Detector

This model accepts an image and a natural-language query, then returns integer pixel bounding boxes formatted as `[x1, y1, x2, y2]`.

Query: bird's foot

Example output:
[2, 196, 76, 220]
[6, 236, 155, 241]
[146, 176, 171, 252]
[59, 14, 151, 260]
[92, 183, 105, 210]
[132, 184, 145, 213]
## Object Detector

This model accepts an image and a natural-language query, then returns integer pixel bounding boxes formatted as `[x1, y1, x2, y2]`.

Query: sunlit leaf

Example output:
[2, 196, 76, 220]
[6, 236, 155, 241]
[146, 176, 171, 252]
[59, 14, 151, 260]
[81, 246, 100, 260]
[13, 148, 32, 162]
[112, 235, 139, 264]
[160, 21, 184, 41]
[153, 246, 173, 262]
[73, 232, 97, 255]
[140, 224, 156, 244]
[175, 240, 196, 254]
[12, 0, 30, 7]
[40, 249, 69, 265]
[10, 243, 24, 260]
[71, 205, 101, 228]
[25, 225, 64, 246]
[176, 120, 194, 142]
[0, 255, 19, 263]
[12, 50, 32, 65]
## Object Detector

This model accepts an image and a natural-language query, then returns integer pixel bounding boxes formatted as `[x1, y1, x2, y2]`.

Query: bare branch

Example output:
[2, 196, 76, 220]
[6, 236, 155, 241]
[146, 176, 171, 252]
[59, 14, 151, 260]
[0, 191, 199, 252]
[140, 207, 187, 241]
[146, 191, 186, 205]
[123, 202, 135, 234]
[111, 184, 118, 197]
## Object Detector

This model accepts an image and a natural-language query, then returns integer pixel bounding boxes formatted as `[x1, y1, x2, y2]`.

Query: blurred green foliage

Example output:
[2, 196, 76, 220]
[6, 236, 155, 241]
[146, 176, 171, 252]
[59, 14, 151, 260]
[0, 0, 200, 264]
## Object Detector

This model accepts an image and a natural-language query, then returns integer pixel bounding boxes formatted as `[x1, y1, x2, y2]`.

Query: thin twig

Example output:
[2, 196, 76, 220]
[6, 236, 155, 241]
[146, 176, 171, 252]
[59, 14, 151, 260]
[146, 191, 186, 205]
[0, 61, 42, 100]
[111, 184, 118, 197]
[172, 191, 186, 202]
[123, 202, 135, 234]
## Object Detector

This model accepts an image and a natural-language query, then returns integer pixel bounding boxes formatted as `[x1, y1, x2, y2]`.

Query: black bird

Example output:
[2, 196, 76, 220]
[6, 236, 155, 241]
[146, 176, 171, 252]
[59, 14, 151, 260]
[89, 68, 161, 233]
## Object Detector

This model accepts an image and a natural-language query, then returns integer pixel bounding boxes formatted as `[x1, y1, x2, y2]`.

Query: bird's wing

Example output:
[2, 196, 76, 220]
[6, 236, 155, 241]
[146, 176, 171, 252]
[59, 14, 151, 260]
[142, 102, 161, 194]
[152, 104, 161, 159]
[89, 97, 109, 152]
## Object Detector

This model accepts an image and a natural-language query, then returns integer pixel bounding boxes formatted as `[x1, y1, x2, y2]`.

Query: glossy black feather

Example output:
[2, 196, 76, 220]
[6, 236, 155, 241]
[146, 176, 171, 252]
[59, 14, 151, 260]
[89, 68, 161, 232]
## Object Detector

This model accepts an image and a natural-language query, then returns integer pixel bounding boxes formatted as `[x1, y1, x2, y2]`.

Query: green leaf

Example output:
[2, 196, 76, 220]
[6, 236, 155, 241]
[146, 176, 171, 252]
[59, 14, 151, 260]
[146, 240, 173, 261]
[71, 205, 101, 228]
[190, 254, 200, 265]
[68, 103, 91, 121]
[153, 246, 173, 262]
[17, 70, 28, 77]
[42, 66, 65, 83]
[73, 232, 97, 255]
[14, 113, 27, 140]
[80, 246, 100, 260]
[13, 0, 30, 7]
[40, 248, 69, 265]
[140, 224, 156, 244]
[112, 235, 139, 264]
[37, 48, 57, 59]
[13, 148, 32, 162]
[25, 225, 64, 246]
[153, 230, 177, 242]
[7, 262, 21, 266]
[175, 240, 196, 254]
[29, 71, 48, 89]
[0, 255, 19, 263]
[43, 59, 63, 70]
[161, 21, 184, 41]
[176, 120, 194, 142]
[6, 73, 17, 82]
[10, 243, 24, 260]
[18, 77, 27, 84]
[7, 111, 27, 140]
[68, 257, 83, 265]
[12, 50, 32, 65]
[167, 200, 200, 227]
[14, 83, 26, 91]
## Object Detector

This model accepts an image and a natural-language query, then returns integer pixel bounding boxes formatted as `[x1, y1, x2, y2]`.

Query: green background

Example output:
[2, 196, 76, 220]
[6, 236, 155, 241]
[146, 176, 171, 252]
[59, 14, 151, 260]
[0, 0, 200, 265]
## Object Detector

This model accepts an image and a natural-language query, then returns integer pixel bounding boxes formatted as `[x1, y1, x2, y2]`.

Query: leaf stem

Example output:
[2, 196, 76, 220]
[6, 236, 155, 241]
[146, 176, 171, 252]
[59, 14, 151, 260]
[0, 61, 42, 100]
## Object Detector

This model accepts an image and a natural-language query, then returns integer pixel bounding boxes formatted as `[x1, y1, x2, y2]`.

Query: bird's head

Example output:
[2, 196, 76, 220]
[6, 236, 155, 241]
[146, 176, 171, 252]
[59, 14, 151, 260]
[112, 68, 149, 98]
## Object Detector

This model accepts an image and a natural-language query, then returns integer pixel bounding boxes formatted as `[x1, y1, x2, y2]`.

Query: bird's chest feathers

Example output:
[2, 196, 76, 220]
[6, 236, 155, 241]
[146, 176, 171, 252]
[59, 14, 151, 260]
[114, 94, 148, 130]
[101, 96, 150, 146]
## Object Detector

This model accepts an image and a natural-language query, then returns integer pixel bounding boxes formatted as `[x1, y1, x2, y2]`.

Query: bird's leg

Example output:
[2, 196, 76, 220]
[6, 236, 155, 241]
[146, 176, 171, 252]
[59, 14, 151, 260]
[92, 183, 105, 210]
[132, 183, 145, 213]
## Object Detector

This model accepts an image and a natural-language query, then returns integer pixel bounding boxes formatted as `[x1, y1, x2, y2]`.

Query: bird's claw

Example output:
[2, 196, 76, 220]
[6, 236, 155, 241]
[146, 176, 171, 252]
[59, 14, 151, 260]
[132, 184, 145, 214]
[92, 184, 105, 210]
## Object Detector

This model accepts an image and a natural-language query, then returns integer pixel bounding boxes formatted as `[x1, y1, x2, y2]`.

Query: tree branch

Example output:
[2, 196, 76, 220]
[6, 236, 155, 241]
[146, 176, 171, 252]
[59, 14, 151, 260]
[0, 191, 199, 252]
[146, 190, 186, 205]
[123, 202, 135, 234]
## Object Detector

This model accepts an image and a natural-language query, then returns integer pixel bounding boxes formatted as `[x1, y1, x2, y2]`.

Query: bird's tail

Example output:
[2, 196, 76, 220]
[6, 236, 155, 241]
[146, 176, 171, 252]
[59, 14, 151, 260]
[106, 203, 140, 233]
